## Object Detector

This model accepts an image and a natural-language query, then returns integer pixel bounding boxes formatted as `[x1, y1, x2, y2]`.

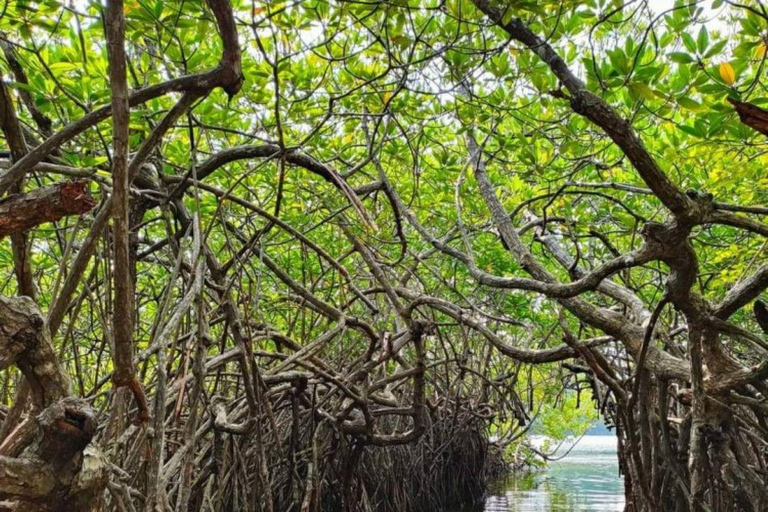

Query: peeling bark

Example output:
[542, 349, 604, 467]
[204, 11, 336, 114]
[0, 181, 95, 239]
[729, 98, 768, 137]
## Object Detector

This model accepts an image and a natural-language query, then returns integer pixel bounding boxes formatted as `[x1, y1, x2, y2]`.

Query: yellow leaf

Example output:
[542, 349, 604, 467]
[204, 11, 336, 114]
[754, 42, 767, 59]
[719, 62, 736, 86]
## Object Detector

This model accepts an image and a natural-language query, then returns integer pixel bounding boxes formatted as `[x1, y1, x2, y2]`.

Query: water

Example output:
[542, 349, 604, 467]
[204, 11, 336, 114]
[483, 436, 625, 512]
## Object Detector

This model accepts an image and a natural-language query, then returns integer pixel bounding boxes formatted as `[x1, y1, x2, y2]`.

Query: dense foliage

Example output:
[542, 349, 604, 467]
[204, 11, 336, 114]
[0, 0, 767, 511]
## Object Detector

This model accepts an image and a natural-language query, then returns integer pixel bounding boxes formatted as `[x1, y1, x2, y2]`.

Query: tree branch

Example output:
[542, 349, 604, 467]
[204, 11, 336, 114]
[0, 0, 244, 195]
[470, 0, 692, 217]
[729, 98, 768, 137]
[0, 180, 95, 239]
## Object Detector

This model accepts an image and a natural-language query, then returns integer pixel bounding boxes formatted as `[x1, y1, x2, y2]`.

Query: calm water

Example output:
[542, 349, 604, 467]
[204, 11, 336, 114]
[483, 436, 625, 512]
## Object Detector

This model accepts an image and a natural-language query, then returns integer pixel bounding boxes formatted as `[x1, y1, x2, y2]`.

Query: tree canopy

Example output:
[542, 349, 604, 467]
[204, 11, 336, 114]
[0, 0, 767, 511]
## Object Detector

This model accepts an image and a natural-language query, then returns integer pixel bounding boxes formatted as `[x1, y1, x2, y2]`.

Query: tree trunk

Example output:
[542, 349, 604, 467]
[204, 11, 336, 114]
[0, 296, 108, 512]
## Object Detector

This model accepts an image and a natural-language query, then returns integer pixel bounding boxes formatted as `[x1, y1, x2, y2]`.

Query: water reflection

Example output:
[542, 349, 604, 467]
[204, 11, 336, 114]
[483, 436, 625, 512]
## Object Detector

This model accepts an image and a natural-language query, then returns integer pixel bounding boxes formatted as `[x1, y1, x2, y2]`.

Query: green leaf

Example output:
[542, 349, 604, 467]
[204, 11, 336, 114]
[678, 96, 706, 111]
[682, 33, 697, 54]
[670, 52, 695, 64]
[629, 82, 656, 101]
[697, 26, 709, 53]
[607, 48, 629, 75]
[705, 39, 728, 58]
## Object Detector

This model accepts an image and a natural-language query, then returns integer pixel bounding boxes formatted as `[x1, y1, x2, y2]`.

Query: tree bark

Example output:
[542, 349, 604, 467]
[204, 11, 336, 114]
[729, 98, 768, 137]
[0, 181, 95, 239]
[0, 296, 107, 511]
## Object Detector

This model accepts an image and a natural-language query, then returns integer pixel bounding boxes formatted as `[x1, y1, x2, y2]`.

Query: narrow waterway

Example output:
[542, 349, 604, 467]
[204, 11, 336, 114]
[483, 436, 625, 511]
